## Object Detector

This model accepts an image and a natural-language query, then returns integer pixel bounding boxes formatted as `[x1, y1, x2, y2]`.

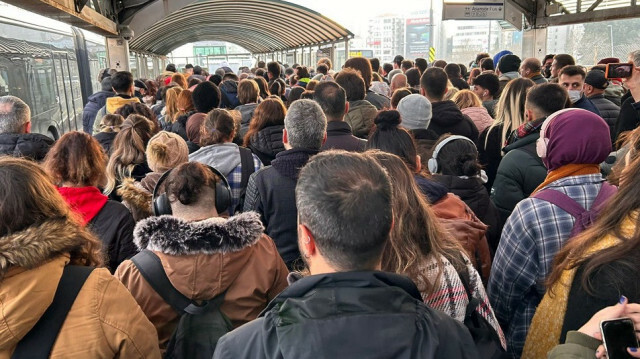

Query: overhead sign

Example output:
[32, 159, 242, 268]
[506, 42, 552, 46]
[405, 17, 430, 58]
[443, 2, 505, 20]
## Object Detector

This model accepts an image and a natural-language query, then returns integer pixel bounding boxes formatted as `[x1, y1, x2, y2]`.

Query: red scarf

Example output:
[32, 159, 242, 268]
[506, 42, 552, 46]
[57, 187, 108, 225]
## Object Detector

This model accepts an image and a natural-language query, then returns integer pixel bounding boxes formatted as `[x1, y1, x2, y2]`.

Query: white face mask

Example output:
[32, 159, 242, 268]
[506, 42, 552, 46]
[568, 89, 582, 103]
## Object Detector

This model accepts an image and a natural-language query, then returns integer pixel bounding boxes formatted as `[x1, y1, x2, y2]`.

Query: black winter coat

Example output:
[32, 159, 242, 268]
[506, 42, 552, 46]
[94, 132, 117, 155]
[0, 133, 53, 161]
[170, 111, 195, 142]
[613, 96, 640, 145]
[589, 94, 620, 138]
[89, 200, 137, 272]
[213, 271, 478, 359]
[247, 125, 286, 166]
[220, 80, 240, 109]
[477, 125, 503, 191]
[321, 121, 366, 152]
[365, 89, 390, 110]
[82, 91, 114, 133]
[491, 132, 547, 227]
[428, 100, 479, 142]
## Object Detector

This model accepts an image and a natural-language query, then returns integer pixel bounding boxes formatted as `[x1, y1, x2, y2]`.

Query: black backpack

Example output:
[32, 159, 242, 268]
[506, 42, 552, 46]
[234, 146, 256, 214]
[131, 250, 232, 359]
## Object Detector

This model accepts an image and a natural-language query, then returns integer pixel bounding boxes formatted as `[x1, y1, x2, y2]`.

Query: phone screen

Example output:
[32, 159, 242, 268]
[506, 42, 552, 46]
[606, 63, 634, 79]
[602, 318, 639, 359]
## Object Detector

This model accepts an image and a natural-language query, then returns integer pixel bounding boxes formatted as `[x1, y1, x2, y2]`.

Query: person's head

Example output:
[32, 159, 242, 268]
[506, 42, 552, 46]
[243, 97, 287, 146]
[542, 54, 555, 78]
[415, 58, 428, 74]
[335, 68, 366, 102]
[390, 88, 412, 109]
[0, 157, 103, 271]
[559, 65, 586, 103]
[164, 162, 221, 219]
[480, 57, 494, 72]
[444, 63, 462, 79]
[192, 82, 221, 113]
[314, 81, 347, 122]
[390, 73, 408, 93]
[164, 87, 183, 120]
[237, 79, 259, 105]
[366, 110, 421, 173]
[420, 67, 449, 102]
[287, 87, 305, 107]
[165, 63, 177, 73]
[113, 102, 158, 132]
[396, 94, 432, 131]
[467, 68, 481, 85]
[146, 131, 188, 173]
[405, 68, 421, 89]
[429, 135, 481, 177]
[382, 63, 393, 76]
[176, 89, 194, 116]
[99, 113, 124, 133]
[519, 57, 542, 78]
[306, 80, 319, 91]
[486, 78, 535, 149]
[296, 66, 310, 80]
[222, 73, 239, 82]
[209, 74, 222, 86]
[170, 73, 188, 89]
[100, 77, 113, 92]
[524, 83, 569, 122]
[452, 89, 482, 110]
[283, 99, 327, 150]
[200, 109, 236, 146]
[344, 57, 374, 89]
[401, 60, 414, 73]
[296, 150, 392, 272]
[317, 57, 332, 71]
[111, 71, 134, 95]
[188, 78, 202, 88]
[433, 60, 447, 69]
[252, 76, 270, 99]
[497, 54, 521, 74]
[536, 108, 611, 171]
[257, 60, 266, 69]
[317, 64, 329, 75]
[583, 69, 609, 97]
[269, 78, 286, 98]
[184, 64, 194, 76]
[472, 73, 500, 101]
[623, 50, 640, 97]
[551, 54, 576, 78]
[393, 55, 404, 69]
[370, 58, 380, 73]
[367, 150, 463, 294]
[475, 53, 490, 66]
[43, 131, 107, 188]
[0, 96, 31, 134]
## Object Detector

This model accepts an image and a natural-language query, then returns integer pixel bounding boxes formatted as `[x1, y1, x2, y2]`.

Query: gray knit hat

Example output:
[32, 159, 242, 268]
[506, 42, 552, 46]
[397, 94, 432, 130]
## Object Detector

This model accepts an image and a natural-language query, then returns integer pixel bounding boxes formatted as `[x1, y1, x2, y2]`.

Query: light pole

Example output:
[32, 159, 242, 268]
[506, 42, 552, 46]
[607, 24, 614, 57]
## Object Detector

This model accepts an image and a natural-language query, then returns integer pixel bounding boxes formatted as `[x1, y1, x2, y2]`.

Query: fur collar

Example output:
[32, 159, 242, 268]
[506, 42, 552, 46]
[0, 219, 88, 277]
[134, 211, 264, 255]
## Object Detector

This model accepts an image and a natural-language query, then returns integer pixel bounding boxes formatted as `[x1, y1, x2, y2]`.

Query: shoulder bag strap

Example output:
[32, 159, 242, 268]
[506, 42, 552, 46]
[532, 188, 586, 219]
[12, 266, 95, 359]
[591, 182, 617, 210]
[238, 147, 255, 191]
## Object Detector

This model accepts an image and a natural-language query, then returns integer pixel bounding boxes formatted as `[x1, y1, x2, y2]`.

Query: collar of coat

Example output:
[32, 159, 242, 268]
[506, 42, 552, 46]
[0, 218, 91, 278]
[133, 211, 264, 255]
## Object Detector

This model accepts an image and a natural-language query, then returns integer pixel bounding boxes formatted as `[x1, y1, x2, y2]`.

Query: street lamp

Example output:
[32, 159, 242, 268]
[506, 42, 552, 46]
[607, 24, 614, 57]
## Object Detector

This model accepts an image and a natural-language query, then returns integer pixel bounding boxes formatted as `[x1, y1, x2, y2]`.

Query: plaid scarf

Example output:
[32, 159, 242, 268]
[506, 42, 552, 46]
[506, 116, 546, 145]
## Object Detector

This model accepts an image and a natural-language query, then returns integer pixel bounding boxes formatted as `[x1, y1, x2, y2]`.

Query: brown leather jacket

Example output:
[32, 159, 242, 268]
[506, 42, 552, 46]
[115, 212, 289, 349]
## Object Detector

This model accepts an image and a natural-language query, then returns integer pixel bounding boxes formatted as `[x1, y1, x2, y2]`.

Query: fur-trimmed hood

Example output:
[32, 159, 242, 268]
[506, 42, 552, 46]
[0, 218, 90, 277]
[118, 177, 153, 221]
[134, 211, 264, 255]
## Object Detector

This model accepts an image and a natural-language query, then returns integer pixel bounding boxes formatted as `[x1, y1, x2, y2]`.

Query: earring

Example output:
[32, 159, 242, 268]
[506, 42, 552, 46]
[304, 236, 311, 244]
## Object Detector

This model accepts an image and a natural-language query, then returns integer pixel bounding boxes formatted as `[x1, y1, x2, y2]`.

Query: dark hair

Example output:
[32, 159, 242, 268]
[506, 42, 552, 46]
[415, 58, 428, 74]
[344, 57, 374, 88]
[287, 87, 305, 107]
[243, 98, 286, 146]
[543, 54, 556, 64]
[193, 65, 202, 75]
[420, 67, 448, 100]
[166, 162, 219, 206]
[192, 82, 221, 113]
[297, 66, 310, 79]
[200, 109, 235, 146]
[526, 83, 569, 116]
[253, 76, 270, 99]
[554, 54, 576, 70]
[391, 88, 412, 109]
[185, 64, 194, 70]
[166, 63, 177, 72]
[114, 102, 159, 132]
[370, 58, 380, 72]
[444, 63, 462, 79]
[405, 68, 421, 88]
[473, 73, 500, 97]
[44, 131, 107, 187]
[480, 57, 494, 71]
[317, 64, 329, 75]
[269, 78, 285, 97]
[314, 81, 346, 120]
[145, 80, 157, 98]
[187, 78, 202, 88]
[393, 55, 404, 67]
[267, 61, 281, 78]
[559, 65, 586, 79]
[383, 63, 394, 74]
[296, 150, 393, 271]
[401, 60, 414, 71]
[111, 71, 134, 93]
[433, 60, 447, 68]
[300, 90, 315, 100]
[459, 64, 468, 78]
[257, 60, 266, 68]
[238, 79, 259, 104]
[209, 74, 222, 86]
[475, 53, 490, 65]
[366, 110, 419, 172]
[432, 134, 481, 177]
[285, 68, 294, 76]
[335, 68, 366, 101]
[223, 73, 239, 82]
[255, 68, 266, 77]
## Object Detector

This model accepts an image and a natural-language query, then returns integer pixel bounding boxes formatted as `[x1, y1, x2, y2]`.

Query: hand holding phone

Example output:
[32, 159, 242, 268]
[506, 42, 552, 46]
[601, 318, 640, 359]
[606, 63, 634, 79]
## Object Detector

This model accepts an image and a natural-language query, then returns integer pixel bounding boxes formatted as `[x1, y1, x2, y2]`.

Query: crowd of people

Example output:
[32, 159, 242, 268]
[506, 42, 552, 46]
[0, 49, 640, 358]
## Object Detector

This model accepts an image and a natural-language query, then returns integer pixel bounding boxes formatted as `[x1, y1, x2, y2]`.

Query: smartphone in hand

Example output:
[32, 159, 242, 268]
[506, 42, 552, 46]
[605, 63, 634, 79]
[601, 318, 639, 359]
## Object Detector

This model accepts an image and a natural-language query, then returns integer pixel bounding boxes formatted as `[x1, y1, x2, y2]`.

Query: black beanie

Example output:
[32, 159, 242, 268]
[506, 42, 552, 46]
[192, 82, 221, 113]
[498, 54, 521, 74]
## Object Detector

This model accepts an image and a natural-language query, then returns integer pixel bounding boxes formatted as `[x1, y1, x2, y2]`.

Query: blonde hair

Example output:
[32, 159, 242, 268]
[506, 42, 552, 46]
[146, 131, 189, 173]
[452, 89, 482, 110]
[484, 78, 535, 152]
[164, 87, 183, 124]
[443, 86, 459, 101]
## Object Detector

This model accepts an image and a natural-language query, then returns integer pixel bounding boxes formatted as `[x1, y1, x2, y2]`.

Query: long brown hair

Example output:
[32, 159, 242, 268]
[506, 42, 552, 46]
[368, 151, 465, 295]
[105, 114, 152, 194]
[43, 131, 107, 188]
[176, 89, 194, 119]
[243, 97, 286, 146]
[171, 72, 187, 89]
[546, 127, 640, 295]
[200, 109, 235, 146]
[0, 157, 103, 269]
[164, 87, 183, 124]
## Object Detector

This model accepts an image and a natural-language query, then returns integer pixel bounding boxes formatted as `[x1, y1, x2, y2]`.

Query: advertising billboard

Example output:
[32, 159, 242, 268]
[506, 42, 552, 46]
[406, 17, 431, 58]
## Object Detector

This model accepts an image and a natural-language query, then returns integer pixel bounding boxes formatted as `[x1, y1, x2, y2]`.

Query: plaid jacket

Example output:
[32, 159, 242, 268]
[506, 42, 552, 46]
[227, 154, 263, 214]
[487, 174, 606, 358]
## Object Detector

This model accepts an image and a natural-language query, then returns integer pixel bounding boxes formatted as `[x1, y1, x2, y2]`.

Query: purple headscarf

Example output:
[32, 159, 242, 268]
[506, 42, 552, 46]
[539, 108, 611, 171]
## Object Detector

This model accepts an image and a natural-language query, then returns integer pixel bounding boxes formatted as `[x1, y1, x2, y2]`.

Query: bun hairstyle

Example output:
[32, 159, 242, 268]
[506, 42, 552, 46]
[200, 109, 235, 147]
[367, 110, 420, 172]
[99, 114, 124, 133]
[374, 109, 402, 130]
[165, 162, 219, 206]
[433, 135, 482, 177]
[146, 131, 189, 173]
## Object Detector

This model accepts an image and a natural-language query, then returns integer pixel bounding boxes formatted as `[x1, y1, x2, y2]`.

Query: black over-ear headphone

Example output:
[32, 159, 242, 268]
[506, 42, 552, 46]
[152, 165, 232, 216]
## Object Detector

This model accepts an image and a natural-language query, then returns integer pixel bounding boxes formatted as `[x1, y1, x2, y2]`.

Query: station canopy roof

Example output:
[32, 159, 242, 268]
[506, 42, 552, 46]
[125, 0, 353, 55]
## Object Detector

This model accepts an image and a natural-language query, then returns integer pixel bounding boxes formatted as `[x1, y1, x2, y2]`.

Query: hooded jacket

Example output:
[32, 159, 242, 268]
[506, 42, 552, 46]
[82, 90, 114, 133]
[0, 219, 160, 358]
[213, 271, 478, 359]
[429, 100, 479, 142]
[220, 80, 240, 109]
[115, 212, 288, 349]
[92, 95, 141, 135]
[345, 100, 378, 139]
[247, 125, 286, 166]
[0, 133, 53, 161]
[461, 106, 494, 133]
